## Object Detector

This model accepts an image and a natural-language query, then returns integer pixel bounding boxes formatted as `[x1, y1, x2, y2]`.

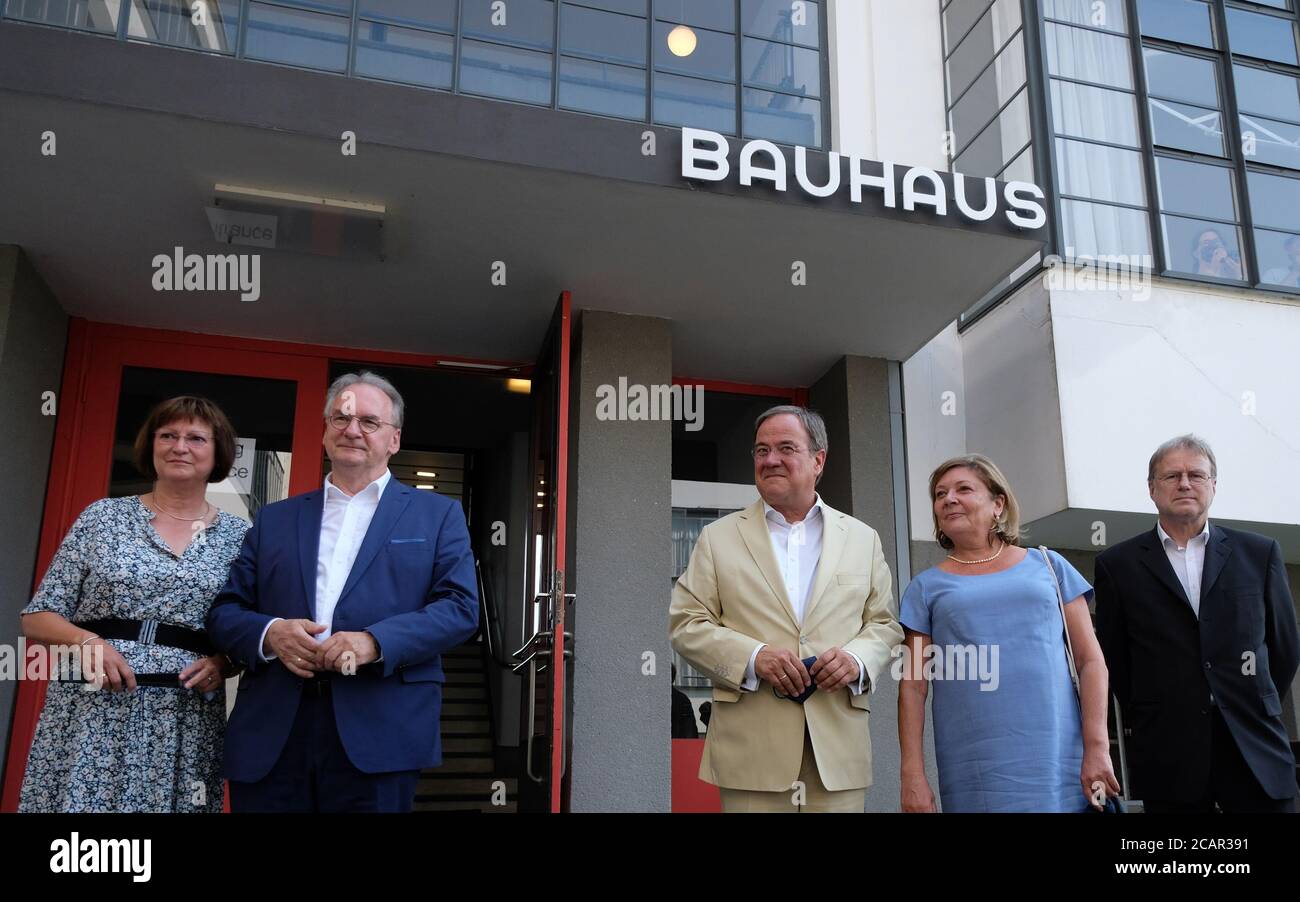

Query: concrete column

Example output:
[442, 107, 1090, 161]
[0, 246, 67, 778]
[810, 354, 938, 812]
[567, 310, 672, 812]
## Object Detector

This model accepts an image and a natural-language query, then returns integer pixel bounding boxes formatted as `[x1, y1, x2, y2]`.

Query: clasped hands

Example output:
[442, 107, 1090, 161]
[755, 646, 860, 696]
[263, 619, 379, 679]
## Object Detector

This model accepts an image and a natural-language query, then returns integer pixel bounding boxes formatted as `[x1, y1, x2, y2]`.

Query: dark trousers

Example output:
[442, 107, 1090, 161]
[229, 686, 421, 813]
[1143, 709, 1295, 814]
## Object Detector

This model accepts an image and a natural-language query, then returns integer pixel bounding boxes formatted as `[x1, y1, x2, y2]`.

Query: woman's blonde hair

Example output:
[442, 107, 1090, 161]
[927, 454, 1022, 550]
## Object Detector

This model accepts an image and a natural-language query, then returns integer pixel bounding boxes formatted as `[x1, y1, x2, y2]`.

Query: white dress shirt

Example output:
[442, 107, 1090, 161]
[1157, 519, 1210, 618]
[741, 495, 867, 695]
[258, 469, 392, 661]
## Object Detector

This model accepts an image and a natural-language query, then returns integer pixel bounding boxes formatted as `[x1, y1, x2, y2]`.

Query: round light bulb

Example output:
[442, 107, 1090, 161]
[667, 24, 697, 57]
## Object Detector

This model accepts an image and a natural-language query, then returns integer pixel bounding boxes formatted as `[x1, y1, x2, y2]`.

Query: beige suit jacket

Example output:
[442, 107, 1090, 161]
[669, 499, 902, 792]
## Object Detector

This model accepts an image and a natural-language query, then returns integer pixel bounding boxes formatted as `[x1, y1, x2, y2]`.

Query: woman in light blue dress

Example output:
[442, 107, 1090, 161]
[897, 454, 1120, 813]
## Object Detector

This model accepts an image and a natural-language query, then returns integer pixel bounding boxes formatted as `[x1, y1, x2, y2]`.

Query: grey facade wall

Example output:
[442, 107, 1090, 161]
[568, 310, 672, 812]
[811, 356, 937, 811]
[0, 246, 67, 778]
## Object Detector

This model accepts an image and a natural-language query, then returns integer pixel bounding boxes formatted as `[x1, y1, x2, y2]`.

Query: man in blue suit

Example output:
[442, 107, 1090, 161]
[208, 371, 479, 812]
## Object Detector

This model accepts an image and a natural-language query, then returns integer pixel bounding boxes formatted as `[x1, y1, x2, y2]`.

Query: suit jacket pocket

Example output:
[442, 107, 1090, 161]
[849, 692, 871, 712]
[712, 686, 742, 703]
[1262, 690, 1283, 717]
[835, 573, 871, 586]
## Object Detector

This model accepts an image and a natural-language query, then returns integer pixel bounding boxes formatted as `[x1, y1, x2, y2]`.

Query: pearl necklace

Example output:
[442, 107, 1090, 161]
[947, 541, 1005, 565]
[147, 494, 213, 525]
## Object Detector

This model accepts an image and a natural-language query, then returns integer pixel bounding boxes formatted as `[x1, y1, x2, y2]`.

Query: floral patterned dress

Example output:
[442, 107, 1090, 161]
[19, 496, 249, 813]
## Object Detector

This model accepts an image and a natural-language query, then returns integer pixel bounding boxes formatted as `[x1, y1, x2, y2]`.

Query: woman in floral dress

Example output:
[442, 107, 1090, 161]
[19, 396, 250, 812]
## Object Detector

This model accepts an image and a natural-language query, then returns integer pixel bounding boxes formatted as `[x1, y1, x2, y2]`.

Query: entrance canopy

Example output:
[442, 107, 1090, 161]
[0, 25, 1044, 385]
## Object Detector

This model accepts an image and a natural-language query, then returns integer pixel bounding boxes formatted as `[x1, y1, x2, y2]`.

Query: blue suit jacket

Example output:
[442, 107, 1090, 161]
[207, 479, 479, 781]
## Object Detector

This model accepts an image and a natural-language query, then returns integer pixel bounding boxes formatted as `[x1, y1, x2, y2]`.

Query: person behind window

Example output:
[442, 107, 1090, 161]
[1191, 228, 1243, 280]
[1262, 233, 1300, 287]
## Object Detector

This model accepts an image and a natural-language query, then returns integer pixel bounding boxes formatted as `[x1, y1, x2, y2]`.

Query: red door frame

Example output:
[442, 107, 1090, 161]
[1, 319, 529, 811]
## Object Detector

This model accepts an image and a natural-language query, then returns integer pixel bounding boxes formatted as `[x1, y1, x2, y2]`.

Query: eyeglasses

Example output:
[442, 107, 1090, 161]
[327, 413, 398, 435]
[752, 443, 810, 460]
[156, 430, 211, 448]
[1156, 471, 1213, 486]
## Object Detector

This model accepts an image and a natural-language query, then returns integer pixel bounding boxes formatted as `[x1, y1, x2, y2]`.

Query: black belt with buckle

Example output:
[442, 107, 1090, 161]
[77, 618, 215, 656]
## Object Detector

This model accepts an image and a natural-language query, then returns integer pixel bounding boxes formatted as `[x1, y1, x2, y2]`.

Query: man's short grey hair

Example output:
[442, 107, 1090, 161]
[324, 371, 405, 428]
[1147, 433, 1217, 482]
[754, 405, 828, 454]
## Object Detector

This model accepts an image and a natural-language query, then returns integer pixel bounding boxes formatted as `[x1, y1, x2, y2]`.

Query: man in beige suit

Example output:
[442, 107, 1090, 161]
[670, 406, 902, 812]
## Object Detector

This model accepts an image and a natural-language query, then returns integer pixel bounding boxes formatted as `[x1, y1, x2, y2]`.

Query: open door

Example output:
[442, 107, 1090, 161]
[516, 293, 573, 813]
[1, 322, 329, 811]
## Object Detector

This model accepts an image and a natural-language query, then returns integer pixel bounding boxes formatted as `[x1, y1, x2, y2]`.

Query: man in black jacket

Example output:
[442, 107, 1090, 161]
[1096, 435, 1299, 812]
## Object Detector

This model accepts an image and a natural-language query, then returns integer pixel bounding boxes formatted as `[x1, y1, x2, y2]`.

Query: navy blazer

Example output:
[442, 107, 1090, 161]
[207, 479, 479, 781]
[1095, 523, 1298, 802]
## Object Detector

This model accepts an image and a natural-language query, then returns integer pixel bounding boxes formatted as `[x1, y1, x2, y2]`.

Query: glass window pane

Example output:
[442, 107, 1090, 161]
[1240, 113, 1300, 168]
[1250, 0, 1291, 9]
[944, 0, 994, 56]
[1000, 144, 1035, 183]
[1044, 22, 1133, 89]
[559, 56, 646, 119]
[259, 0, 350, 12]
[577, 0, 646, 13]
[128, 0, 240, 53]
[245, 3, 350, 72]
[1042, 0, 1128, 33]
[1165, 217, 1246, 279]
[1234, 64, 1300, 122]
[354, 21, 454, 88]
[4, 0, 118, 32]
[463, 0, 555, 50]
[654, 0, 733, 31]
[654, 71, 736, 133]
[562, 3, 647, 66]
[953, 88, 1030, 177]
[654, 21, 735, 80]
[459, 39, 554, 104]
[743, 37, 821, 97]
[1247, 171, 1300, 231]
[359, 0, 458, 30]
[1155, 157, 1236, 220]
[743, 87, 821, 146]
[1150, 99, 1225, 155]
[742, 0, 820, 48]
[1137, 0, 1214, 48]
[1056, 137, 1146, 205]
[1050, 79, 1140, 147]
[1255, 228, 1300, 287]
[1143, 48, 1219, 107]
[1061, 199, 1153, 258]
[952, 33, 1026, 154]
[946, 0, 1022, 99]
[1225, 7, 1297, 65]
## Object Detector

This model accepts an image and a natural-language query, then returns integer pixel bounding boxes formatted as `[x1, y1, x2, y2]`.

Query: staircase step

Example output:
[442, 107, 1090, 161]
[443, 736, 493, 754]
[416, 776, 517, 796]
[443, 702, 490, 717]
[441, 720, 492, 736]
[444, 687, 488, 701]
[413, 800, 518, 813]
[424, 756, 496, 774]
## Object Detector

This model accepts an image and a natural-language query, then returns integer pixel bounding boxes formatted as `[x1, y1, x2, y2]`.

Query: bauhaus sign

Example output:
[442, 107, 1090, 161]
[679, 127, 1047, 231]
